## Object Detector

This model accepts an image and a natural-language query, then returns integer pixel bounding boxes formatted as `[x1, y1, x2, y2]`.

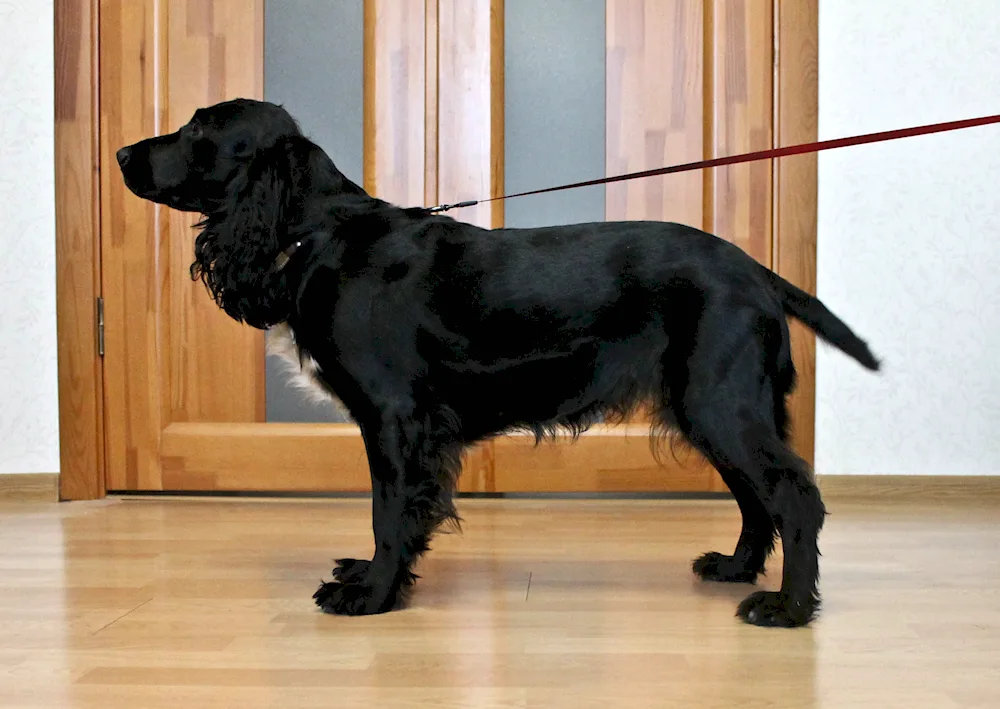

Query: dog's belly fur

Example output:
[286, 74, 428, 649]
[434, 321, 670, 440]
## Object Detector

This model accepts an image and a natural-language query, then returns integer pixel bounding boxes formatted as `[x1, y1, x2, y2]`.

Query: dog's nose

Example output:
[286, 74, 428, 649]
[116, 146, 132, 167]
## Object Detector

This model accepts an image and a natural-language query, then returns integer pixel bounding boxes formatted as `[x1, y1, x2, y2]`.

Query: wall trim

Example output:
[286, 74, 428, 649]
[818, 474, 1000, 501]
[0, 474, 60, 503]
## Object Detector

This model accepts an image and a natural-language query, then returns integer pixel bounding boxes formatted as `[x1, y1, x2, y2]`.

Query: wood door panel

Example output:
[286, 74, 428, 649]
[101, 0, 267, 491]
[99, 0, 165, 491]
[489, 0, 781, 491]
[605, 0, 705, 228]
[493, 427, 724, 493]
[710, 0, 773, 264]
[164, 0, 265, 425]
[369, 0, 426, 207]
[153, 423, 723, 494]
[602, 0, 706, 431]
[364, 0, 499, 494]
[159, 423, 370, 492]
[437, 0, 497, 229]
[155, 422, 494, 494]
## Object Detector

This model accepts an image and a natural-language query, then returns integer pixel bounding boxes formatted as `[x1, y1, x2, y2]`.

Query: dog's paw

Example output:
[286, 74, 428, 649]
[736, 590, 817, 628]
[331, 558, 371, 585]
[313, 579, 394, 616]
[692, 551, 759, 584]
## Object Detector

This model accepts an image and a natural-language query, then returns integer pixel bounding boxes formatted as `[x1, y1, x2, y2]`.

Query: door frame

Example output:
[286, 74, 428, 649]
[55, 0, 104, 500]
[54, 0, 819, 501]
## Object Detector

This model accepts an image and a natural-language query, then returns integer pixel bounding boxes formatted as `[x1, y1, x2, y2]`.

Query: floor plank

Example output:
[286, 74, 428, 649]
[0, 497, 997, 708]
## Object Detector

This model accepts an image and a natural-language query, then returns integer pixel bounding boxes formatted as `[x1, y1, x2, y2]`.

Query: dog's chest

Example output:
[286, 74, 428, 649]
[265, 323, 350, 417]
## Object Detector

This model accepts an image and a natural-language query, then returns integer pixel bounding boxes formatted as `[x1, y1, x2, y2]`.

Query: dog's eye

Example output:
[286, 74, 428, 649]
[187, 123, 204, 139]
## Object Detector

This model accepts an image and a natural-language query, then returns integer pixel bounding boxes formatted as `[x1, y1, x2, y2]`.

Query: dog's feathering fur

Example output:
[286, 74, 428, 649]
[117, 98, 880, 626]
[266, 322, 351, 418]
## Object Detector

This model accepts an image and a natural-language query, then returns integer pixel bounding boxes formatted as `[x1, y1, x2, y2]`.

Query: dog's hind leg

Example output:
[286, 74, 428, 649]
[692, 467, 776, 583]
[731, 435, 823, 627]
[313, 408, 461, 616]
[672, 314, 825, 627]
[691, 349, 791, 584]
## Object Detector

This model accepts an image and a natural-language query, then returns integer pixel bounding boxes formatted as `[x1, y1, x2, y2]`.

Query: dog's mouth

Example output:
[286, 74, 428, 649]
[126, 181, 168, 204]
[119, 167, 155, 199]
[120, 173, 194, 210]
[155, 191, 198, 211]
[118, 157, 178, 206]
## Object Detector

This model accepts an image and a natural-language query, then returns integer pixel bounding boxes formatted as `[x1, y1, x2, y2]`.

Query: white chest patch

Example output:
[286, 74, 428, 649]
[265, 323, 351, 419]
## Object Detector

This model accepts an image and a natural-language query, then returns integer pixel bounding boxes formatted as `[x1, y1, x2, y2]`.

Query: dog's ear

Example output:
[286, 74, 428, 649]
[230, 139, 293, 251]
[190, 140, 298, 329]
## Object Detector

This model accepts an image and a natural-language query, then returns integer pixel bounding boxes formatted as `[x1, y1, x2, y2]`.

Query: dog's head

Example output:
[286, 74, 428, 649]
[116, 98, 350, 329]
[116, 98, 302, 213]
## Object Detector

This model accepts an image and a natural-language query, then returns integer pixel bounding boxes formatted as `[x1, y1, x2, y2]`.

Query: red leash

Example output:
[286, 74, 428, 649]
[426, 113, 1000, 213]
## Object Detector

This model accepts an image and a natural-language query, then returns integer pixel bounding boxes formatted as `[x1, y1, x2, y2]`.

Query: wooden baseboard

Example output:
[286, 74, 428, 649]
[94, 474, 1000, 504]
[817, 474, 1000, 502]
[0, 474, 60, 502]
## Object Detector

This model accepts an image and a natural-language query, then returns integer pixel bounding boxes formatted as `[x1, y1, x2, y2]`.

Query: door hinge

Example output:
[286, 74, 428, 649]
[96, 297, 105, 357]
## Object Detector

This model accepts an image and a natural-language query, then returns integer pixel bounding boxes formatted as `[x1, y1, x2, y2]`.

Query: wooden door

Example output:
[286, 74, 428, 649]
[489, 0, 776, 492]
[100, 0, 365, 493]
[97, 0, 813, 495]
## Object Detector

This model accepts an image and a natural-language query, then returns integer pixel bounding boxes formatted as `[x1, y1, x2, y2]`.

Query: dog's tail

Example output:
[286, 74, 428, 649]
[761, 266, 881, 371]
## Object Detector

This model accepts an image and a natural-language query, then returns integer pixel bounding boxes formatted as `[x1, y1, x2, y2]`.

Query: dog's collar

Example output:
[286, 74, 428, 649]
[272, 241, 303, 272]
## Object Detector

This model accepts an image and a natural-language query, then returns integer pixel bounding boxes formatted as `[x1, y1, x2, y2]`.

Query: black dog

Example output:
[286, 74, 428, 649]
[117, 98, 879, 627]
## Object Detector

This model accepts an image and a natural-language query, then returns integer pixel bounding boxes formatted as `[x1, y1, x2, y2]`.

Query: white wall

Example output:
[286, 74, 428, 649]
[0, 1, 59, 474]
[816, 0, 1000, 475]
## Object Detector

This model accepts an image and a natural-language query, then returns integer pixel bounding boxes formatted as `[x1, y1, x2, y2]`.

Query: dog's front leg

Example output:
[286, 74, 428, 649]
[313, 413, 460, 616]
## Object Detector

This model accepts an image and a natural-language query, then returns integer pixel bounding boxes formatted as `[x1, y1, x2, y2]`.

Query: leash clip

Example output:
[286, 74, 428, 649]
[425, 199, 479, 214]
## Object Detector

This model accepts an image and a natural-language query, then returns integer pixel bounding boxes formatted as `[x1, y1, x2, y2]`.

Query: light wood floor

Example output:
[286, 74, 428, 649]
[1, 496, 998, 708]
